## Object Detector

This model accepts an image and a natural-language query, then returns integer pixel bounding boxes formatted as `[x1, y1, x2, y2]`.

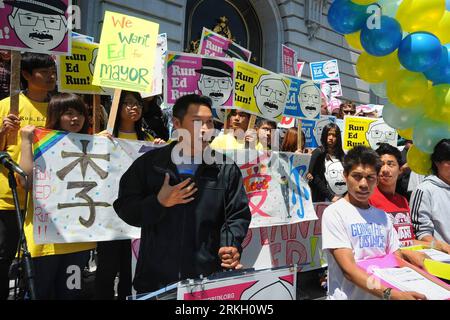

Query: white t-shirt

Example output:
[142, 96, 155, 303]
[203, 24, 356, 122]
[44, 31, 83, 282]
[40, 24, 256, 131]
[322, 198, 400, 300]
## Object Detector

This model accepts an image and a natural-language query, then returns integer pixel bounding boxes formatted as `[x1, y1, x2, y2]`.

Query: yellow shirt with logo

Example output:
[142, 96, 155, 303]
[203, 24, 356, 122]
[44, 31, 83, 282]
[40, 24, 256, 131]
[210, 132, 264, 151]
[0, 93, 48, 210]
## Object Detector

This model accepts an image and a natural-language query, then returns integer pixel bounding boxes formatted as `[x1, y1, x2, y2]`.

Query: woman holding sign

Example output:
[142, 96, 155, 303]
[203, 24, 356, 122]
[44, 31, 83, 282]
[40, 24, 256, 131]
[308, 123, 347, 202]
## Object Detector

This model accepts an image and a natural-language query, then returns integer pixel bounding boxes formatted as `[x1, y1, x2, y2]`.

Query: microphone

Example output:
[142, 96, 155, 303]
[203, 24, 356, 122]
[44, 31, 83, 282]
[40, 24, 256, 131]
[0, 152, 27, 177]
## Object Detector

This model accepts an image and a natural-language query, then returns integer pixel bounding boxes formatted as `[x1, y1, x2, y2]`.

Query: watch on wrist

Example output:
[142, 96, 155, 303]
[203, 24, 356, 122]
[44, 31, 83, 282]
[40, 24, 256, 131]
[382, 287, 392, 300]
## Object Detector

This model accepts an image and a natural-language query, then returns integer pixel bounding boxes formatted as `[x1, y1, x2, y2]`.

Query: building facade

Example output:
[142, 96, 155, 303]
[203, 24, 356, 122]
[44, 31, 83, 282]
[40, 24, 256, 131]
[77, 0, 372, 104]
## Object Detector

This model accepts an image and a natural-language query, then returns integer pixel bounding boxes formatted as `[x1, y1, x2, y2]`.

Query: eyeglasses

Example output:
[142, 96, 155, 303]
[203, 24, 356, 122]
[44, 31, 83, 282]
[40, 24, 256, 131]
[342, 110, 355, 115]
[201, 77, 231, 89]
[259, 86, 287, 102]
[300, 93, 320, 104]
[370, 130, 395, 140]
[19, 14, 63, 30]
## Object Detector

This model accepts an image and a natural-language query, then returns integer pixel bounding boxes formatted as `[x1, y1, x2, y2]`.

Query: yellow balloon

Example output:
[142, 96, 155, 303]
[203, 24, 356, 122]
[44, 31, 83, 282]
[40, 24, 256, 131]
[396, 0, 445, 33]
[386, 69, 430, 108]
[351, 0, 375, 5]
[397, 128, 413, 140]
[345, 31, 363, 51]
[407, 145, 432, 175]
[356, 51, 401, 84]
[423, 84, 450, 125]
[434, 11, 450, 45]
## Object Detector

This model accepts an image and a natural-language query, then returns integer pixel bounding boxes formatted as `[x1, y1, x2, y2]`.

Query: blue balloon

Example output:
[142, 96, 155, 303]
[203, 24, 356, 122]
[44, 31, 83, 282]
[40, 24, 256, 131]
[424, 44, 450, 85]
[398, 32, 442, 72]
[360, 16, 402, 56]
[327, 0, 370, 34]
[447, 0, 450, 10]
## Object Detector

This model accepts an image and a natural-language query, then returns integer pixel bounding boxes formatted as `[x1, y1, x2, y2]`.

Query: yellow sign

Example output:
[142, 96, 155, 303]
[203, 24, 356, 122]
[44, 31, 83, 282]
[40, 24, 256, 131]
[343, 116, 398, 152]
[234, 60, 291, 122]
[58, 40, 111, 95]
[92, 11, 159, 92]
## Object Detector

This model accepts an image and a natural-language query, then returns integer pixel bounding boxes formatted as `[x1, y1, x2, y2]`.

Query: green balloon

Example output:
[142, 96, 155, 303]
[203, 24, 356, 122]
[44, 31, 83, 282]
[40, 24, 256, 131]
[382, 101, 423, 130]
[413, 118, 450, 154]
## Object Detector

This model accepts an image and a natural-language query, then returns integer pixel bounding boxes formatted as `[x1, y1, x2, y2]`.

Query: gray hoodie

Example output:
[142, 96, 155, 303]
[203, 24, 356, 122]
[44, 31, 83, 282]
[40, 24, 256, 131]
[410, 175, 450, 243]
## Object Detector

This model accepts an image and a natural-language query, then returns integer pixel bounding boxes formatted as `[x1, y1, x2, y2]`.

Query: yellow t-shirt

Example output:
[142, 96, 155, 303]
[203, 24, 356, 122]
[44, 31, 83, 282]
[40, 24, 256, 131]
[0, 93, 48, 210]
[210, 132, 264, 151]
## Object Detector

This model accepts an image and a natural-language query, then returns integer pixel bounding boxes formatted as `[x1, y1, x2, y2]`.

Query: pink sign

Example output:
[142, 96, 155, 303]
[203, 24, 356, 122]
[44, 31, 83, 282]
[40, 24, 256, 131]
[297, 61, 305, 78]
[165, 52, 234, 109]
[0, 0, 71, 54]
[199, 27, 251, 62]
[282, 45, 297, 76]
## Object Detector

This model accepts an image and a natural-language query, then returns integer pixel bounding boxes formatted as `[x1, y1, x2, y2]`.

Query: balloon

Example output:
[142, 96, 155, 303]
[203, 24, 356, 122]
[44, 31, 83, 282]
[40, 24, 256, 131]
[447, 0, 450, 10]
[434, 11, 450, 45]
[345, 31, 364, 51]
[370, 82, 387, 98]
[398, 32, 442, 72]
[351, 0, 375, 4]
[382, 102, 423, 129]
[386, 69, 430, 107]
[413, 118, 450, 154]
[396, 0, 445, 33]
[327, 0, 370, 34]
[424, 45, 450, 85]
[378, 0, 403, 18]
[423, 84, 450, 124]
[360, 16, 402, 56]
[407, 145, 432, 175]
[397, 128, 413, 140]
[356, 51, 401, 83]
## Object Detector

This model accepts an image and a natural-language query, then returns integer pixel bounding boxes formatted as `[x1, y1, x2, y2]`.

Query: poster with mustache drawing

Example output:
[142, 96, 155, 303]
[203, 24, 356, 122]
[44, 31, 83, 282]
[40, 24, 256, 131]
[234, 60, 291, 122]
[302, 115, 337, 148]
[324, 159, 347, 196]
[165, 52, 234, 113]
[283, 76, 321, 120]
[310, 59, 342, 98]
[198, 27, 251, 62]
[0, 0, 71, 54]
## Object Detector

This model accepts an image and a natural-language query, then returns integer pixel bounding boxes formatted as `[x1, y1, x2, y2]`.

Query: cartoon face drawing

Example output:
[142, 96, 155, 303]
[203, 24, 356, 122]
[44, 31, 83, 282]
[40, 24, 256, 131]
[325, 79, 341, 97]
[323, 60, 339, 78]
[253, 75, 288, 119]
[195, 58, 233, 108]
[366, 120, 396, 149]
[7, 1, 68, 51]
[325, 160, 347, 195]
[299, 81, 321, 119]
[313, 118, 331, 146]
[89, 48, 98, 76]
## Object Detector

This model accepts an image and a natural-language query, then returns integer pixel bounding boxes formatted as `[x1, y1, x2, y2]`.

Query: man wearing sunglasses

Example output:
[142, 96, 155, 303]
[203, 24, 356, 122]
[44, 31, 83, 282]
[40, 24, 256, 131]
[6, 0, 68, 51]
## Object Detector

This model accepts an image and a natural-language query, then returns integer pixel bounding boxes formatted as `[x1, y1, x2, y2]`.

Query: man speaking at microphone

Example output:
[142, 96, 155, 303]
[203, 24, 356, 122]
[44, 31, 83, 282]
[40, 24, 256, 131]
[114, 94, 251, 294]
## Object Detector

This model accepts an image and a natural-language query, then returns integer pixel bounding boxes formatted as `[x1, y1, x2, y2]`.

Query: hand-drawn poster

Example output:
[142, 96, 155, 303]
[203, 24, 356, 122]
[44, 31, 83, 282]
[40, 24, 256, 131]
[284, 77, 321, 120]
[302, 116, 336, 148]
[241, 203, 329, 272]
[165, 52, 234, 122]
[230, 150, 316, 228]
[234, 60, 291, 122]
[57, 40, 113, 94]
[282, 44, 297, 76]
[92, 11, 159, 92]
[177, 266, 297, 300]
[0, 0, 71, 54]
[142, 33, 167, 98]
[32, 128, 161, 243]
[198, 27, 251, 62]
[342, 116, 398, 152]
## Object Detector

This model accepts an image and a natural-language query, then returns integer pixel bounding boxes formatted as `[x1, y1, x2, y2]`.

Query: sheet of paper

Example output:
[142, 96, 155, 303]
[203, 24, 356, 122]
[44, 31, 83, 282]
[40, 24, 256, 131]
[418, 249, 450, 263]
[373, 267, 450, 300]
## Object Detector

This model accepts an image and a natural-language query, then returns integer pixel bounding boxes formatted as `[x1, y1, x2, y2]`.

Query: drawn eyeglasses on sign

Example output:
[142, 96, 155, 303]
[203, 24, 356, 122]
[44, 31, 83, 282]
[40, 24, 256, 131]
[201, 77, 231, 89]
[300, 93, 320, 104]
[19, 14, 63, 30]
[327, 169, 342, 179]
[370, 130, 396, 140]
[259, 86, 287, 102]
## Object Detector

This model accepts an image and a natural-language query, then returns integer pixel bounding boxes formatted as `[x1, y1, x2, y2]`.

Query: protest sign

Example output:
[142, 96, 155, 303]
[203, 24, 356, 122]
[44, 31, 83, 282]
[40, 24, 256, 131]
[142, 33, 167, 98]
[310, 59, 342, 97]
[57, 40, 112, 94]
[198, 27, 251, 62]
[302, 116, 336, 148]
[234, 60, 290, 122]
[229, 150, 316, 228]
[278, 116, 296, 129]
[71, 32, 94, 43]
[284, 77, 321, 120]
[177, 266, 297, 300]
[297, 61, 305, 78]
[342, 116, 398, 152]
[92, 11, 159, 92]
[165, 52, 234, 119]
[0, 0, 71, 54]
[32, 128, 162, 243]
[241, 203, 329, 272]
[282, 45, 297, 76]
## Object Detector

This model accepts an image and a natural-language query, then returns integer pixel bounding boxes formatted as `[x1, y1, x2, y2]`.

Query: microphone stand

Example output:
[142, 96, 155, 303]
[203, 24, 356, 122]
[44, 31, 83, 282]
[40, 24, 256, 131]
[7, 171, 36, 300]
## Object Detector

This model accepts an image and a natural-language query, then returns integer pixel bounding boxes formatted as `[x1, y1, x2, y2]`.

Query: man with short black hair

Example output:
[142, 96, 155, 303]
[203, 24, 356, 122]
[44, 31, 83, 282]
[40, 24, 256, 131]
[322, 146, 428, 300]
[114, 94, 251, 294]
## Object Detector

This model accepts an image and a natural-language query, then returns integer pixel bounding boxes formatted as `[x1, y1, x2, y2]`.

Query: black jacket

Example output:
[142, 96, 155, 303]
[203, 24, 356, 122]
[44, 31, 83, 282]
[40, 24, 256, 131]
[113, 142, 251, 293]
